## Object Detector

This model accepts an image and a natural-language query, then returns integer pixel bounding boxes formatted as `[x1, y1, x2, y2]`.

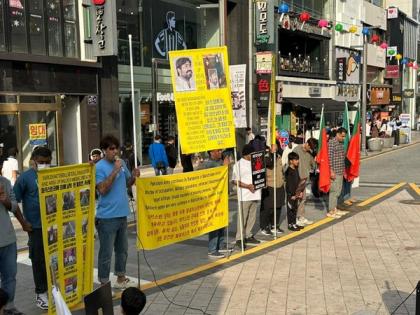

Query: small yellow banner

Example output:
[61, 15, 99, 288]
[169, 47, 236, 154]
[38, 164, 95, 314]
[137, 166, 229, 250]
[29, 123, 47, 140]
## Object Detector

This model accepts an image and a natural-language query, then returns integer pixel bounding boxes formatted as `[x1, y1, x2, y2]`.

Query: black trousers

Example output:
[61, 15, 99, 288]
[286, 197, 298, 225]
[392, 130, 400, 145]
[260, 186, 285, 229]
[28, 229, 48, 294]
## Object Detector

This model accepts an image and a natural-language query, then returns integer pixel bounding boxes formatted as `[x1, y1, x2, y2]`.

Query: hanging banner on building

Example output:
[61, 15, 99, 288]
[90, 0, 118, 56]
[251, 151, 266, 190]
[385, 65, 400, 78]
[169, 47, 236, 154]
[387, 7, 398, 19]
[38, 164, 95, 314]
[256, 51, 273, 74]
[29, 123, 47, 146]
[137, 166, 229, 250]
[254, 0, 274, 45]
[230, 64, 247, 128]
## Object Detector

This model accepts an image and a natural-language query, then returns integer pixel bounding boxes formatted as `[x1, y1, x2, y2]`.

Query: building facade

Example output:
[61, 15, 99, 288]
[0, 0, 100, 170]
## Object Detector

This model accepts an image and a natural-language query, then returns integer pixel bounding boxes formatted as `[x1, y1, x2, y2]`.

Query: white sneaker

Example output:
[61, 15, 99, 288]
[113, 278, 138, 290]
[299, 217, 313, 225]
[296, 219, 305, 227]
[36, 293, 48, 310]
[336, 210, 349, 216]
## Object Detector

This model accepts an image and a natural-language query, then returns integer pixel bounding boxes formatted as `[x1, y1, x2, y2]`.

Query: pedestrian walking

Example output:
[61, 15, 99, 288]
[148, 135, 168, 176]
[198, 149, 230, 258]
[232, 144, 261, 249]
[285, 152, 304, 231]
[13, 146, 52, 310]
[95, 135, 140, 290]
[293, 138, 318, 227]
[327, 127, 348, 218]
[0, 176, 31, 315]
[165, 136, 178, 175]
[1, 148, 19, 187]
[260, 146, 285, 236]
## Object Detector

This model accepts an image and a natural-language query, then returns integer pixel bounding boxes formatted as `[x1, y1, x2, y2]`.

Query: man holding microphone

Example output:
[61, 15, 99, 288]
[95, 135, 140, 290]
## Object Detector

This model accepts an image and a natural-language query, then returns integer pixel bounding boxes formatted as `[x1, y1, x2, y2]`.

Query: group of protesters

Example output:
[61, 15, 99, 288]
[0, 125, 354, 314]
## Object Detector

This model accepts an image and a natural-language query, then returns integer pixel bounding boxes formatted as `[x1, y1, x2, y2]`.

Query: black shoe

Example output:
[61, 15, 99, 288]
[235, 240, 246, 249]
[261, 227, 273, 236]
[271, 227, 284, 234]
[288, 224, 300, 231]
[246, 236, 261, 244]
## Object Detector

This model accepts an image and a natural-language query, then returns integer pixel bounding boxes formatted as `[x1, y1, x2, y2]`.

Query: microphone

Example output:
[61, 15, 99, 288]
[115, 157, 125, 173]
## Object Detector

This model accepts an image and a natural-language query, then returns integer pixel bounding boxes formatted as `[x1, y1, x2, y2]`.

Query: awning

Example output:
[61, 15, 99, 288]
[284, 98, 358, 112]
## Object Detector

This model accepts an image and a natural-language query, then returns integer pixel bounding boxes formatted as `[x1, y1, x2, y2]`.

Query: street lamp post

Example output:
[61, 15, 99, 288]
[361, 34, 368, 155]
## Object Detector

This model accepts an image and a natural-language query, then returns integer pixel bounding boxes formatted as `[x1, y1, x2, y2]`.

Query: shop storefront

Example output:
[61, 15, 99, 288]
[115, 0, 233, 165]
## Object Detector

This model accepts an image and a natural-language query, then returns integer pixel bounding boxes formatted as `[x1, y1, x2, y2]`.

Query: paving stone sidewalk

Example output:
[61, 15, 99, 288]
[139, 189, 420, 315]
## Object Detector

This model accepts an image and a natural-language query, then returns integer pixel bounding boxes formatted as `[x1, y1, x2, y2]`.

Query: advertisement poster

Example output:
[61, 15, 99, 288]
[229, 64, 247, 128]
[279, 129, 290, 149]
[137, 166, 229, 250]
[29, 123, 47, 146]
[251, 151, 266, 190]
[169, 47, 236, 154]
[38, 164, 95, 314]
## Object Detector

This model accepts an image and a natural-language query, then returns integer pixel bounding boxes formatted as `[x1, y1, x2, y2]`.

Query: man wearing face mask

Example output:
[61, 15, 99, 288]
[13, 146, 52, 310]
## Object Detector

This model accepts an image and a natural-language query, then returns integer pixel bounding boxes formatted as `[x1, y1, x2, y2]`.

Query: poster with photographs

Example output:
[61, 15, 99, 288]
[169, 47, 236, 154]
[38, 164, 95, 314]
[229, 64, 247, 128]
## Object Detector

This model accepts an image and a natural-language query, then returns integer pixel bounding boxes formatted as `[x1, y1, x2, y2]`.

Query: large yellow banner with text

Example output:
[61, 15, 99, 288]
[169, 47, 236, 154]
[137, 166, 229, 250]
[38, 164, 95, 314]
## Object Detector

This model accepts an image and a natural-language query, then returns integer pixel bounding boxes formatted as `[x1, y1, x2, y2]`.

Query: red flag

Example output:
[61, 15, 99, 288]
[345, 110, 360, 181]
[316, 108, 330, 193]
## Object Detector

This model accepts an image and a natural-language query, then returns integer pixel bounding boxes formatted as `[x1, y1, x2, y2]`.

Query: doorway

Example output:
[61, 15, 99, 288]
[0, 94, 62, 171]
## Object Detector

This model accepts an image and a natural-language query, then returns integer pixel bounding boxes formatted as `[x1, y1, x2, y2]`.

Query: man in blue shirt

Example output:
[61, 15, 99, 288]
[13, 146, 52, 310]
[96, 135, 140, 290]
[148, 135, 169, 176]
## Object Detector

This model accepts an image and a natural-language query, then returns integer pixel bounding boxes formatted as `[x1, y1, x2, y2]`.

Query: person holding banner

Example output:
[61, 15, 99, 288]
[13, 146, 52, 310]
[198, 148, 230, 258]
[232, 144, 261, 249]
[0, 176, 31, 315]
[96, 135, 140, 290]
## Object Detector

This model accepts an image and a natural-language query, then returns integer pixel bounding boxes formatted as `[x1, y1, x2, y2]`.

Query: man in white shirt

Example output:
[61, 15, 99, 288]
[232, 144, 261, 249]
[1, 148, 19, 187]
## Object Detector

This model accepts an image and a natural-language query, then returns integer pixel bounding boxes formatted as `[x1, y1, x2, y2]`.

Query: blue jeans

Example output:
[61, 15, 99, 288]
[96, 217, 128, 283]
[0, 242, 17, 308]
[208, 228, 225, 253]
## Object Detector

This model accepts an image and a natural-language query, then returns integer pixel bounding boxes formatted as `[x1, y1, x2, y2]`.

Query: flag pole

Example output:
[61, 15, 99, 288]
[234, 149, 245, 253]
[129, 34, 141, 287]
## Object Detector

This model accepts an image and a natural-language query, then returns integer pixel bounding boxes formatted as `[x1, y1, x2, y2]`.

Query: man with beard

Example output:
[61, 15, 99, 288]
[175, 57, 195, 91]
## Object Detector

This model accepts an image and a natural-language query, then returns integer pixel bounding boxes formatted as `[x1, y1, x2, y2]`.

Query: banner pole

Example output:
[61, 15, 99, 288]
[273, 150, 277, 239]
[234, 149, 245, 253]
[129, 34, 141, 287]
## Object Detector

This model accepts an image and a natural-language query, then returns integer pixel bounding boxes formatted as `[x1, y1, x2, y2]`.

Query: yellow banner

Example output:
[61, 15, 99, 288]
[38, 164, 95, 314]
[137, 166, 229, 250]
[169, 47, 236, 154]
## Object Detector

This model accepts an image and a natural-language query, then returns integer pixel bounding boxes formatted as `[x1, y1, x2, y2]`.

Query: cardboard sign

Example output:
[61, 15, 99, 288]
[251, 151, 266, 190]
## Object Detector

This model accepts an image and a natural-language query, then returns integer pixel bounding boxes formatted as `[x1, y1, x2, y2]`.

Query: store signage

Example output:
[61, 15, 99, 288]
[255, 51, 273, 74]
[255, 0, 274, 45]
[335, 48, 360, 84]
[309, 87, 321, 97]
[156, 92, 174, 102]
[336, 58, 346, 81]
[386, 46, 397, 58]
[387, 7, 398, 19]
[392, 95, 402, 102]
[336, 84, 359, 100]
[91, 0, 117, 56]
[280, 17, 331, 37]
[403, 89, 415, 98]
[385, 65, 400, 78]
[369, 87, 390, 105]
[276, 81, 283, 103]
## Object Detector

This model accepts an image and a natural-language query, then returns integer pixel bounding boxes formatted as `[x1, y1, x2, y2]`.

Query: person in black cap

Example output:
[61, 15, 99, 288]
[232, 144, 261, 249]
